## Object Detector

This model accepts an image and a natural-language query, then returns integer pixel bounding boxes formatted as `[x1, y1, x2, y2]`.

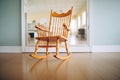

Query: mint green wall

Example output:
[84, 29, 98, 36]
[0, 0, 21, 46]
[91, 0, 120, 45]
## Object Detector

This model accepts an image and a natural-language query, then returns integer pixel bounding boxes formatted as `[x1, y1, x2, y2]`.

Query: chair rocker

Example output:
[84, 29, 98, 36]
[30, 7, 73, 60]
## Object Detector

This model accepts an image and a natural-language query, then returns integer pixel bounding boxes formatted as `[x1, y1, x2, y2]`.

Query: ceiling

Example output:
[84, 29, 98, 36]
[26, 0, 86, 16]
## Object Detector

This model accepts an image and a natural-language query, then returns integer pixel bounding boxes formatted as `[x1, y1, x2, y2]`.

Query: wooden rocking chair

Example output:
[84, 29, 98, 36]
[30, 7, 73, 60]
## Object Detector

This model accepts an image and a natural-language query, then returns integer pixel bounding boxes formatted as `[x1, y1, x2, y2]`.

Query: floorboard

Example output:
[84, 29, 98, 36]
[0, 53, 120, 80]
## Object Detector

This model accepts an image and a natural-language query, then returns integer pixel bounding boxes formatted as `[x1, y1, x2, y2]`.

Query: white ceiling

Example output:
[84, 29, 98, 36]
[26, 0, 86, 16]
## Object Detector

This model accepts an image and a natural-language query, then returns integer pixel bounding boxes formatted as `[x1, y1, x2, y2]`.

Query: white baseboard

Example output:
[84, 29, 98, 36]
[0, 46, 22, 53]
[23, 46, 91, 52]
[0, 45, 120, 53]
[92, 45, 120, 52]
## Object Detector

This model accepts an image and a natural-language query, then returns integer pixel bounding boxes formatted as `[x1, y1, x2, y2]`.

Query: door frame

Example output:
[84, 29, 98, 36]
[21, 0, 92, 52]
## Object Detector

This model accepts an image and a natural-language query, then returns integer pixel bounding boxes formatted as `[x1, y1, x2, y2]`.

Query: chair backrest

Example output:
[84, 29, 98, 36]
[48, 7, 73, 38]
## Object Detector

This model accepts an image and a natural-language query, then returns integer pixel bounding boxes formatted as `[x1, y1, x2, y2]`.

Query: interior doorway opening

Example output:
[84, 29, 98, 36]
[22, 0, 91, 52]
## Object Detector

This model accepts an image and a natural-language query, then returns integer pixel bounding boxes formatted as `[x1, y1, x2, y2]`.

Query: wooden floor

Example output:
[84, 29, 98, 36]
[0, 53, 120, 80]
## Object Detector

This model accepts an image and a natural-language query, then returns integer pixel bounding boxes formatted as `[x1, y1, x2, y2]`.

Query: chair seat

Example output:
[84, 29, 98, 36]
[36, 35, 67, 42]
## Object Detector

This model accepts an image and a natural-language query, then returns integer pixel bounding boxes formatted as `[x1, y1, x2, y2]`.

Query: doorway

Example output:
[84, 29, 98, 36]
[21, 0, 91, 52]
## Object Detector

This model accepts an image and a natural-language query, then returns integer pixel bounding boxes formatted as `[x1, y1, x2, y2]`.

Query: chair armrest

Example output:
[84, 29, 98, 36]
[35, 25, 49, 32]
[63, 24, 70, 31]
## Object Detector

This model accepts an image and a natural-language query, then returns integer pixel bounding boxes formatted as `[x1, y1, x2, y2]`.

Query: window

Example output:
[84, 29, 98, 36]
[78, 16, 81, 27]
[71, 19, 77, 34]
[82, 11, 86, 26]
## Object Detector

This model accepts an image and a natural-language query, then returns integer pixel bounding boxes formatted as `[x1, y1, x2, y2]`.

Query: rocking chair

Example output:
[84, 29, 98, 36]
[30, 7, 73, 60]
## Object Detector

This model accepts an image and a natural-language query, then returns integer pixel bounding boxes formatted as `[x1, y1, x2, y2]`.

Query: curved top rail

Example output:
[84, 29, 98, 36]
[51, 7, 73, 17]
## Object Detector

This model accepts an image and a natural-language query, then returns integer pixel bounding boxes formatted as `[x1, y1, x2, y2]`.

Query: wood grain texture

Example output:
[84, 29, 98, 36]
[0, 53, 120, 80]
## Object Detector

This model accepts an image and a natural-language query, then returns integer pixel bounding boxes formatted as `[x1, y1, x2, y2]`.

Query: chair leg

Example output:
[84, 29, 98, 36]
[65, 40, 70, 55]
[34, 40, 39, 55]
[46, 41, 49, 55]
[56, 38, 59, 56]
[30, 40, 50, 59]
[55, 39, 71, 60]
[65, 41, 71, 56]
